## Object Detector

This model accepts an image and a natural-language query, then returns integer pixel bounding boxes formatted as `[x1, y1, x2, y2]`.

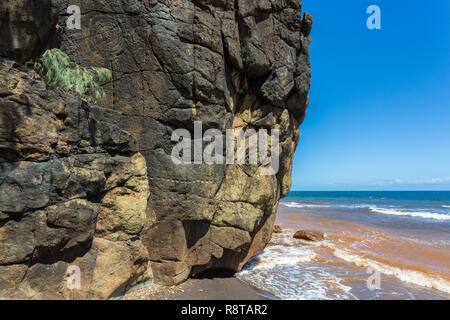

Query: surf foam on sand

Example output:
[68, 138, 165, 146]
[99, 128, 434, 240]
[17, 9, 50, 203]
[238, 195, 450, 300]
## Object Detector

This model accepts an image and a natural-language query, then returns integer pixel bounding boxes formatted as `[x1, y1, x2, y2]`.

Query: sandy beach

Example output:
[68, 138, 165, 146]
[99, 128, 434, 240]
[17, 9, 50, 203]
[122, 271, 275, 300]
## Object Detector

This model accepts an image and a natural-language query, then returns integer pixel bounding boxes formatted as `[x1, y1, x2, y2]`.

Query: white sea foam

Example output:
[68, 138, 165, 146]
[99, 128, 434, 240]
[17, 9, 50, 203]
[237, 245, 356, 300]
[239, 229, 450, 299]
[281, 202, 331, 208]
[369, 206, 450, 221]
[240, 245, 316, 271]
[281, 201, 372, 210]
[282, 201, 450, 221]
[330, 246, 450, 294]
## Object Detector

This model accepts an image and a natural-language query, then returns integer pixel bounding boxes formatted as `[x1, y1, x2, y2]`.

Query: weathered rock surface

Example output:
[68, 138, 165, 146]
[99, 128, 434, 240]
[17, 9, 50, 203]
[58, 0, 312, 284]
[0, 0, 59, 63]
[293, 230, 324, 242]
[0, 0, 312, 298]
[0, 60, 151, 299]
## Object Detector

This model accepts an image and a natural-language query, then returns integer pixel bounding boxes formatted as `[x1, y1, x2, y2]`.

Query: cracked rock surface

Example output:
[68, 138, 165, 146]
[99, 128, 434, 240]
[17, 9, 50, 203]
[0, 0, 312, 298]
[0, 59, 151, 299]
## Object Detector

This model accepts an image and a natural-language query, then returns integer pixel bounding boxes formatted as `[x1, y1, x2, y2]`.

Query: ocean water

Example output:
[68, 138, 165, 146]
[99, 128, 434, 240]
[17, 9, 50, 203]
[237, 191, 450, 300]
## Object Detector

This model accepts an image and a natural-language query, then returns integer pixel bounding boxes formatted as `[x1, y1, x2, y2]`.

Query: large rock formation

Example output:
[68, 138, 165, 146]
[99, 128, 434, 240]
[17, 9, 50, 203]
[0, 59, 151, 299]
[0, 0, 59, 63]
[0, 0, 312, 298]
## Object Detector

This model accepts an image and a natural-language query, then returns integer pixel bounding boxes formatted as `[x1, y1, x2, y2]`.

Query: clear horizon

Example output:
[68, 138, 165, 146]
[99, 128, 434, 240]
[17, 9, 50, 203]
[291, 0, 450, 191]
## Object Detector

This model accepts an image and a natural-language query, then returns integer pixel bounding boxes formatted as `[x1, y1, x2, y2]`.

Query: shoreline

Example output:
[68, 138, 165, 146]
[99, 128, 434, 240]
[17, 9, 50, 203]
[250, 201, 450, 300]
[122, 270, 277, 300]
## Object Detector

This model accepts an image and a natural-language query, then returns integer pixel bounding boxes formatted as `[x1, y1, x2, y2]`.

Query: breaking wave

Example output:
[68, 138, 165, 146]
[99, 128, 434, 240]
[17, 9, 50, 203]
[237, 245, 356, 300]
[330, 246, 450, 294]
[368, 206, 450, 221]
[280, 201, 450, 221]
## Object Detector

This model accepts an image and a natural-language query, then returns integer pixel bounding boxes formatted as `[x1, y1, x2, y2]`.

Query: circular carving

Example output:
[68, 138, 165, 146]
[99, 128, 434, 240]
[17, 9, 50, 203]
[88, 15, 124, 58]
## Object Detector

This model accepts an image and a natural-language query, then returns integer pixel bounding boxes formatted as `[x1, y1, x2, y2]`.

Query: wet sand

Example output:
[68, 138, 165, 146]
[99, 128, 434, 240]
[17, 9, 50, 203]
[122, 271, 275, 300]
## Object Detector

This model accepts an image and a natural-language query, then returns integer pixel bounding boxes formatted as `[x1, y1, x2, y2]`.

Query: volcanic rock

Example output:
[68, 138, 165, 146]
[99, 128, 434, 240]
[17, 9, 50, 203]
[0, 0, 313, 298]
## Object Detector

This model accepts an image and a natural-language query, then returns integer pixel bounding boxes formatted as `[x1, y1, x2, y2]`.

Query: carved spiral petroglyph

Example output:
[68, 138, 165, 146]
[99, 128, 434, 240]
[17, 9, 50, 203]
[88, 16, 124, 58]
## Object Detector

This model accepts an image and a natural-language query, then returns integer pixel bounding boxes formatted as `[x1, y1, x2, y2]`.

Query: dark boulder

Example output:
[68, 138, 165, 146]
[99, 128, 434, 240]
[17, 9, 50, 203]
[293, 230, 324, 242]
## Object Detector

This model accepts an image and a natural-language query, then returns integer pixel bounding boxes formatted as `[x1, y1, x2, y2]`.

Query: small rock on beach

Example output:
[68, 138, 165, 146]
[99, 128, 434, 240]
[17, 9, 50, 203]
[293, 230, 324, 242]
[273, 225, 282, 233]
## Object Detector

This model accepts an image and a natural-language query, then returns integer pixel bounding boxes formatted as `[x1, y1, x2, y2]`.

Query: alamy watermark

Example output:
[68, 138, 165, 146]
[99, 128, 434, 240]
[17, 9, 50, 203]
[366, 5, 381, 30]
[366, 266, 382, 290]
[66, 5, 81, 30]
[66, 265, 81, 290]
[171, 121, 280, 176]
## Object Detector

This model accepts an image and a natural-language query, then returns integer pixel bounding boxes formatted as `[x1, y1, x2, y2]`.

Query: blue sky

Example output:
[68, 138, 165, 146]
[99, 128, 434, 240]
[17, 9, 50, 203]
[291, 0, 450, 191]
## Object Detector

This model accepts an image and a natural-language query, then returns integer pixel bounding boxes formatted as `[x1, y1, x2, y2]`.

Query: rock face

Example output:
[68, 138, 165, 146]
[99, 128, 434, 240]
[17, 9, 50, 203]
[0, 60, 151, 299]
[0, 0, 312, 298]
[0, 0, 59, 63]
